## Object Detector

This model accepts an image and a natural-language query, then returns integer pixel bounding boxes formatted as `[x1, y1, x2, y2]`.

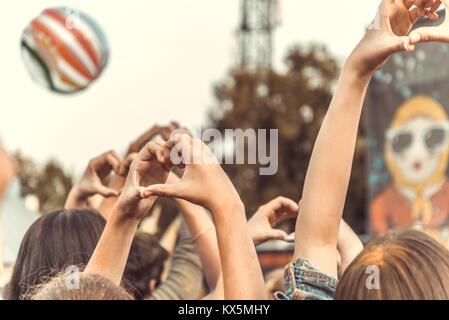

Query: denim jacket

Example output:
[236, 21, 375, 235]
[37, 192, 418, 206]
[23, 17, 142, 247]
[274, 257, 338, 300]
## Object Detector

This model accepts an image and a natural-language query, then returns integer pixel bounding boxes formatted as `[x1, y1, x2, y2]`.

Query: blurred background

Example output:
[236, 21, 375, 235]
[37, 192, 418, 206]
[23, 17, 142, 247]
[0, 0, 380, 235]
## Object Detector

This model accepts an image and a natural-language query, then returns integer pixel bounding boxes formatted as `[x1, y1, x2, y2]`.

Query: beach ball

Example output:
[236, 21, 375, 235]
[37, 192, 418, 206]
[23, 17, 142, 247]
[20, 7, 109, 94]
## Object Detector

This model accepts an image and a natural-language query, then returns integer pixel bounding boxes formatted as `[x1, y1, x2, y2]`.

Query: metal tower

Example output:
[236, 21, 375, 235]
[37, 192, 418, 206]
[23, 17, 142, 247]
[238, 0, 280, 72]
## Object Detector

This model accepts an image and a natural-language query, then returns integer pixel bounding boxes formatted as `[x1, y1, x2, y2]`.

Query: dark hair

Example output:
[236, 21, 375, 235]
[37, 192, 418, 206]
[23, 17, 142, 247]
[6, 208, 106, 300]
[124, 231, 169, 299]
[31, 273, 133, 300]
[334, 229, 449, 300]
[6, 208, 170, 300]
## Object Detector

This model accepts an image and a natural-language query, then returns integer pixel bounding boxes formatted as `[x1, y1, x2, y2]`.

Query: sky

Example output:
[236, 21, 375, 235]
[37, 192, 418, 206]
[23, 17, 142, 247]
[0, 0, 382, 175]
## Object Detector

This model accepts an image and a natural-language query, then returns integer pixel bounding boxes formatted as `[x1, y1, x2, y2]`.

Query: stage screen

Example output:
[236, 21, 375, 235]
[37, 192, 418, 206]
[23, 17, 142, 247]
[365, 12, 449, 244]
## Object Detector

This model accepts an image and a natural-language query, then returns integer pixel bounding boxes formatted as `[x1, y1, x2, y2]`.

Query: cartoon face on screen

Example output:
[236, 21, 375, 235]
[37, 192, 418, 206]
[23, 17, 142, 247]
[386, 117, 449, 184]
[371, 96, 449, 241]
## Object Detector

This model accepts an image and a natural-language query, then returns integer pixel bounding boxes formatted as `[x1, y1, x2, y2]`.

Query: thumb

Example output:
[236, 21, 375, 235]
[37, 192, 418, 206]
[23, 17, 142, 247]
[267, 229, 289, 241]
[142, 183, 183, 198]
[408, 26, 443, 45]
[94, 184, 120, 198]
[393, 36, 415, 53]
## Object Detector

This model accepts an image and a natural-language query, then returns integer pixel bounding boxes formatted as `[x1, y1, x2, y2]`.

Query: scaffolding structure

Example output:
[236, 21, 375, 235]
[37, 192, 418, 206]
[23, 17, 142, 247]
[237, 0, 281, 73]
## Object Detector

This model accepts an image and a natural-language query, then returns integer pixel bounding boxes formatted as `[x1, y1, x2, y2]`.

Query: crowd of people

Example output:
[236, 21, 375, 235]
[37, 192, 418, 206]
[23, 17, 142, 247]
[1, 0, 449, 300]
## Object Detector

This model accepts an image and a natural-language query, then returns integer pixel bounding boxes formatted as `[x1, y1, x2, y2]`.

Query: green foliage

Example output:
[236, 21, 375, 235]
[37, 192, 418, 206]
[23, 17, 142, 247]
[209, 44, 367, 233]
[13, 151, 73, 214]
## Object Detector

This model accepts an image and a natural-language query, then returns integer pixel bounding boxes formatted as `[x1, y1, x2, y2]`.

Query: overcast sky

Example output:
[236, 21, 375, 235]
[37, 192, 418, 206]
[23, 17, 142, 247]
[0, 0, 382, 175]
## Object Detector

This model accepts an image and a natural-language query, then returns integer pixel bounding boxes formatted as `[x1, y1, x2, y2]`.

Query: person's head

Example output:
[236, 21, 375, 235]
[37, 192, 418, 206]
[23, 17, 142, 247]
[31, 273, 133, 300]
[335, 229, 449, 300]
[6, 208, 105, 300]
[124, 231, 169, 299]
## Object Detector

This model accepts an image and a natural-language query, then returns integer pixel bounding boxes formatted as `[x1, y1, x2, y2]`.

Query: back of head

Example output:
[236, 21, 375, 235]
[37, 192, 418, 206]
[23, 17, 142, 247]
[31, 273, 133, 300]
[6, 208, 105, 300]
[124, 231, 169, 299]
[335, 229, 449, 300]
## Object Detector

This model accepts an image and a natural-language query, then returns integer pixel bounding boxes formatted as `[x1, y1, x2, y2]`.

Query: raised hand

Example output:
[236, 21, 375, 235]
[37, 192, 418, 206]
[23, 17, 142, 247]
[65, 150, 125, 209]
[112, 141, 171, 223]
[248, 197, 300, 246]
[142, 134, 240, 213]
[348, 0, 433, 75]
[409, 0, 449, 44]
[126, 125, 161, 155]
[142, 134, 266, 300]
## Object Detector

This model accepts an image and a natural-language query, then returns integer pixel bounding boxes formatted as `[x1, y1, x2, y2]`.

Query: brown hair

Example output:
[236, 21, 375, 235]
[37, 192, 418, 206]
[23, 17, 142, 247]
[334, 229, 449, 300]
[31, 273, 133, 300]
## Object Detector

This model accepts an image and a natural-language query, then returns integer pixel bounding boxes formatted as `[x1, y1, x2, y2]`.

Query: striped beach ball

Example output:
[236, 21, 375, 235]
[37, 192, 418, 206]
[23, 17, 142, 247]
[20, 7, 109, 94]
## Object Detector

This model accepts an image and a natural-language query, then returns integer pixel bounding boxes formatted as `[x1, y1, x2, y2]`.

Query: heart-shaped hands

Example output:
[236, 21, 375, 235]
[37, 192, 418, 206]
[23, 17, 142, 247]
[348, 0, 440, 75]
[409, 0, 449, 44]
[142, 134, 242, 214]
[65, 150, 133, 209]
[248, 197, 300, 246]
[113, 141, 171, 223]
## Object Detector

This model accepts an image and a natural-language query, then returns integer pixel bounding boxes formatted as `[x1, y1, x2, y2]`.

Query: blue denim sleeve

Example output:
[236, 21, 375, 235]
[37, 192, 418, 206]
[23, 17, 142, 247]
[274, 258, 338, 300]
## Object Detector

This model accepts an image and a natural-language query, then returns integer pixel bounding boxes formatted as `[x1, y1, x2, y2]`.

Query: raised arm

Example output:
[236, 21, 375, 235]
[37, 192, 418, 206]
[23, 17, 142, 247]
[84, 142, 170, 285]
[98, 125, 163, 216]
[337, 219, 364, 274]
[166, 172, 222, 295]
[293, 0, 428, 278]
[144, 134, 266, 300]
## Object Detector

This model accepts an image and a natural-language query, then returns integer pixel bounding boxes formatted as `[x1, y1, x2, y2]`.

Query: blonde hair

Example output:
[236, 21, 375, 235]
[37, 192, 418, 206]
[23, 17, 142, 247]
[31, 273, 133, 300]
[334, 229, 449, 300]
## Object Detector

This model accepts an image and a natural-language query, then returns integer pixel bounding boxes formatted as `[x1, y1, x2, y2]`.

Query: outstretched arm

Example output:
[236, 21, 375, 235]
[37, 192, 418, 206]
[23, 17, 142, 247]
[144, 135, 267, 299]
[337, 219, 364, 275]
[85, 142, 170, 285]
[293, 0, 428, 278]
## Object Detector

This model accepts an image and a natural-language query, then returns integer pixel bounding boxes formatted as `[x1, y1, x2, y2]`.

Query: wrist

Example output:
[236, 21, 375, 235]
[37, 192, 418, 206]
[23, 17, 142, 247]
[344, 55, 375, 82]
[211, 196, 245, 219]
[65, 186, 87, 209]
[108, 205, 140, 231]
[108, 197, 143, 228]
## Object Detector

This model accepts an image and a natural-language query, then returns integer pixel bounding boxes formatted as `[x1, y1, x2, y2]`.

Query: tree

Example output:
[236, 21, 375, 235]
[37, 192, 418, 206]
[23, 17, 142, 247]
[13, 152, 73, 214]
[209, 44, 367, 233]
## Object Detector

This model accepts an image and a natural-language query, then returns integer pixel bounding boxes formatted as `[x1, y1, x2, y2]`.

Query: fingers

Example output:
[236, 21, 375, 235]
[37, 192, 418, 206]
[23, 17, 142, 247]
[118, 153, 137, 176]
[410, 6, 427, 23]
[142, 183, 183, 198]
[162, 134, 194, 166]
[138, 141, 167, 164]
[398, 36, 415, 52]
[283, 232, 296, 243]
[266, 196, 299, 215]
[422, 0, 442, 20]
[90, 150, 122, 176]
[93, 183, 120, 198]
[267, 229, 289, 242]
[409, 25, 445, 44]
[128, 125, 161, 154]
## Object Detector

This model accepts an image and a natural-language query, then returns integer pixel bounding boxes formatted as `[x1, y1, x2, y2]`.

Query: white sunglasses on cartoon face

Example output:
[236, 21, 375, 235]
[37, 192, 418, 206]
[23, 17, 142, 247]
[386, 120, 449, 155]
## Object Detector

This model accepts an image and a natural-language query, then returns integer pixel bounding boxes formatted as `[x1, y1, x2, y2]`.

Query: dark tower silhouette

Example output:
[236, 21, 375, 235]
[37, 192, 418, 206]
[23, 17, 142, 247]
[238, 0, 281, 73]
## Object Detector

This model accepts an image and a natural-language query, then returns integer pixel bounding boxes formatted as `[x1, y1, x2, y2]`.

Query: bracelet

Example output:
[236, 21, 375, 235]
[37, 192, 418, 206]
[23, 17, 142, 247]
[192, 226, 215, 242]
